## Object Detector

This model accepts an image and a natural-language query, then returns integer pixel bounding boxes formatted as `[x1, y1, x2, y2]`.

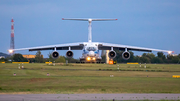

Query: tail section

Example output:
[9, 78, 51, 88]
[62, 18, 117, 42]
[62, 18, 117, 21]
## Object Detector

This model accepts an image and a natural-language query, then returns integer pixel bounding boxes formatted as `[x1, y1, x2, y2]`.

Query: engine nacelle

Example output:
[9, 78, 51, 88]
[51, 51, 59, 59]
[66, 51, 73, 58]
[108, 51, 116, 59]
[122, 51, 130, 60]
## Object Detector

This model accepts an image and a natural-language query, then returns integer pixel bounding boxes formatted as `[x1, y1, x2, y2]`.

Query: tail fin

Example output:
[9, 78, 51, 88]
[62, 18, 117, 42]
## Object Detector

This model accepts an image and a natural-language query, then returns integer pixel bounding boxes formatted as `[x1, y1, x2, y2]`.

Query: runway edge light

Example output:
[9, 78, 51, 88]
[109, 60, 113, 64]
[109, 60, 116, 64]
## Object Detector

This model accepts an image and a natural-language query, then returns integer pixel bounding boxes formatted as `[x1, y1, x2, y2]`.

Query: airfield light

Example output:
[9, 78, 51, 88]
[87, 57, 91, 61]
[92, 57, 96, 60]
[9, 49, 13, 53]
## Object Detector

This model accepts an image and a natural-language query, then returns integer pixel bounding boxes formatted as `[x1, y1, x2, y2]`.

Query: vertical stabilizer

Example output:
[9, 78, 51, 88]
[88, 19, 92, 42]
[62, 18, 117, 42]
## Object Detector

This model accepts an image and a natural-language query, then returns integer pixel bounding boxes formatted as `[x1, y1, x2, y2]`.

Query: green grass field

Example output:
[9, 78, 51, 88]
[0, 63, 180, 94]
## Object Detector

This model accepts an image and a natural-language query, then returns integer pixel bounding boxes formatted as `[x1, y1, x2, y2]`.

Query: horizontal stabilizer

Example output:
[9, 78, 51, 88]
[62, 18, 117, 21]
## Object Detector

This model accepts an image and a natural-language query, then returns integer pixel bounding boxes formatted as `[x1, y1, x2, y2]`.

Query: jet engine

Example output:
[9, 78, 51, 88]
[66, 51, 73, 58]
[122, 51, 130, 60]
[51, 51, 59, 59]
[108, 51, 116, 59]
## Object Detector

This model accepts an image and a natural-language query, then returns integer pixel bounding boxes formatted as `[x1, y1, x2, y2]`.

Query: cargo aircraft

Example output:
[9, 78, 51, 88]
[8, 18, 173, 62]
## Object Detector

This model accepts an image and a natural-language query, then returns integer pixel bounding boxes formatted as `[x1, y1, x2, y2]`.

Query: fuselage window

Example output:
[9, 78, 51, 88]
[86, 47, 97, 51]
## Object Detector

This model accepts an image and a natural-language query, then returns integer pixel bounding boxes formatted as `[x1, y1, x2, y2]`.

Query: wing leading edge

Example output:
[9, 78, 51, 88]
[8, 42, 84, 52]
[98, 42, 173, 53]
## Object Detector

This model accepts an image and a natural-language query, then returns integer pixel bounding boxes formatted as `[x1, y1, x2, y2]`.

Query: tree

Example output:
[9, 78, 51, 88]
[156, 52, 166, 63]
[157, 52, 164, 58]
[0, 57, 8, 62]
[134, 55, 140, 63]
[35, 51, 43, 63]
[127, 51, 135, 62]
[166, 54, 173, 63]
[139, 53, 154, 63]
[152, 57, 164, 63]
[28, 58, 36, 63]
[142, 53, 147, 57]
[178, 54, 180, 58]
[114, 50, 135, 63]
[55, 56, 66, 63]
[146, 53, 155, 60]
[140, 56, 151, 63]
[47, 52, 55, 62]
[64, 57, 79, 63]
[114, 50, 124, 63]
[12, 53, 28, 62]
[146, 53, 155, 63]
[171, 56, 179, 63]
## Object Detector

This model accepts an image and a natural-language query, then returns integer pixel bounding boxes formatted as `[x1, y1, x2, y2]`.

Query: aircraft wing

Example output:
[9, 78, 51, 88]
[8, 42, 84, 52]
[98, 42, 173, 53]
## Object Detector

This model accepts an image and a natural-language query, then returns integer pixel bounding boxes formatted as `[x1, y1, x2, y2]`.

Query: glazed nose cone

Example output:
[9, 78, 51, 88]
[89, 51, 94, 56]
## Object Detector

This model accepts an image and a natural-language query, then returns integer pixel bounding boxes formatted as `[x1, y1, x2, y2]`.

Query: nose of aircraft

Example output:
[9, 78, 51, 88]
[89, 51, 95, 56]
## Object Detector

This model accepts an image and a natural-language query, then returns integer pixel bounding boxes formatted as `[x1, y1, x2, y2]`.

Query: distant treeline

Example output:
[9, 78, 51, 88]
[1, 51, 180, 63]
[111, 51, 180, 64]
[0, 51, 79, 63]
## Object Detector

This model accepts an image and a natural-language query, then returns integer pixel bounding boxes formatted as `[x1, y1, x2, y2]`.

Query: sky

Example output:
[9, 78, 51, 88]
[0, 0, 180, 58]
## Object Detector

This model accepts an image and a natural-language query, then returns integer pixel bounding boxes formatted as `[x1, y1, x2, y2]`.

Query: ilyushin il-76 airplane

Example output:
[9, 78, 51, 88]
[8, 18, 173, 62]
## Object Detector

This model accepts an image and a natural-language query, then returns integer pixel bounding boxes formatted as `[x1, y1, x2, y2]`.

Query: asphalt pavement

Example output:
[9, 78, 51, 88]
[0, 93, 180, 101]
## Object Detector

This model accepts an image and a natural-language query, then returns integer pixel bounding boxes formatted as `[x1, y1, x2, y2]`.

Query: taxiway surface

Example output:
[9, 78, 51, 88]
[0, 93, 180, 101]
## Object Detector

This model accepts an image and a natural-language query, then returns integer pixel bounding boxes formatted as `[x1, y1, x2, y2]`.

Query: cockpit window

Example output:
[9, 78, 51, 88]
[86, 47, 97, 51]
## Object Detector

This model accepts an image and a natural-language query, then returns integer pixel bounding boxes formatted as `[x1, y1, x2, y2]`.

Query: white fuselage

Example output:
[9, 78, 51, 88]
[80, 42, 101, 62]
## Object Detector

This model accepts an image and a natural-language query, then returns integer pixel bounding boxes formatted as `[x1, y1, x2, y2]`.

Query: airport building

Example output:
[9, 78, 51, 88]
[171, 54, 178, 56]
[22, 55, 43, 59]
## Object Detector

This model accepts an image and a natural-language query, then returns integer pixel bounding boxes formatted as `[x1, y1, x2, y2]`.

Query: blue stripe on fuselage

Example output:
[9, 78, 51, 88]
[83, 49, 99, 54]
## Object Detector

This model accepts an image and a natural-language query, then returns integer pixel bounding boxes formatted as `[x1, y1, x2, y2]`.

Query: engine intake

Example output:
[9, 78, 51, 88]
[66, 51, 73, 58]
[122, 51, 130, 60]
[51, 51, 59, 59]
[108, 51, 116, 59]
